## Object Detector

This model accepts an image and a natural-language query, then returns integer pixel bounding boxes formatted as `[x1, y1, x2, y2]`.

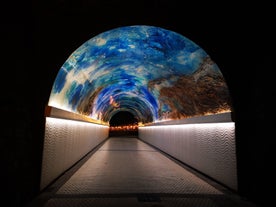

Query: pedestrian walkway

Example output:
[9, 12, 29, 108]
[28, 137, 257, 207]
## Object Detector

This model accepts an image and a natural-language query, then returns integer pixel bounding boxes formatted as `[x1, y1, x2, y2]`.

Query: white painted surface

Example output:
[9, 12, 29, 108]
[139, 121, 237, 190]
[40, 117, 109, 190]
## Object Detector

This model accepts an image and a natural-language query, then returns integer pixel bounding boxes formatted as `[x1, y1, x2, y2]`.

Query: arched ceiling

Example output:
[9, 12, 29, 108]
[48, 25, 232, 125]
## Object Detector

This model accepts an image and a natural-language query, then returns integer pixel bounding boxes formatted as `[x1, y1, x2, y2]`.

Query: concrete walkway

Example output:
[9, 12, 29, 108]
[28, 137, 257, 207]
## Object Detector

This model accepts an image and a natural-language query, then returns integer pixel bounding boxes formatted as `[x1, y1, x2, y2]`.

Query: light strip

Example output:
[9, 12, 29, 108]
[139, 122, 235, 129]
[46, 117, 109, 128]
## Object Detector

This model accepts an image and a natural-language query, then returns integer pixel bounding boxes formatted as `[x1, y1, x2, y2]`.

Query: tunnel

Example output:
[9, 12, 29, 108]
[33, 25, 244, 207]
[47, 25, 232, 124]
[3, 0, 272, 206]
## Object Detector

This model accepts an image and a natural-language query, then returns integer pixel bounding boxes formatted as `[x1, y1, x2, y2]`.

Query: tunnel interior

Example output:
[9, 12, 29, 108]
[41, 25, 238, 195]
[47, 25, 232, 126]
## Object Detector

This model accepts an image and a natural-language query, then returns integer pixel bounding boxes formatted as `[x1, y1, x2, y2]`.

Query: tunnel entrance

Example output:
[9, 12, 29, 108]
[109, 111, 138, 137]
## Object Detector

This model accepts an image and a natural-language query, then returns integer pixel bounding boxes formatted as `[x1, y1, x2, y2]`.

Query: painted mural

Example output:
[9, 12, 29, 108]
[48, 25, 232, 124]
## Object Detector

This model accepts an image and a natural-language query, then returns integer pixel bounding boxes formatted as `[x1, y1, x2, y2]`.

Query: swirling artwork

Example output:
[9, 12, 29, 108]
[48, 25, 232, 124]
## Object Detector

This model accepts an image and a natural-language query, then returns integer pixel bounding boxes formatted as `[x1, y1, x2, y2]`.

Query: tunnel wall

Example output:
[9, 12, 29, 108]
[40, 107, 109, 190]
[138, 112, 237, 191]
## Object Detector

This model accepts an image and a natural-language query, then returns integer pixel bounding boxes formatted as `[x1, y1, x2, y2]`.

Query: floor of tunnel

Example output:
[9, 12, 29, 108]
[27, 137, 258, 207]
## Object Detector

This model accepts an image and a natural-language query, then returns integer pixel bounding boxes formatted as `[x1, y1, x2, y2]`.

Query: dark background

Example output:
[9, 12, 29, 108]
[2, 1, 273, 207]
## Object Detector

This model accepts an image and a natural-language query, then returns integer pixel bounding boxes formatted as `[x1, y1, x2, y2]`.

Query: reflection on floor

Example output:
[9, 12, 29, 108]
[28, 137, 257, 207]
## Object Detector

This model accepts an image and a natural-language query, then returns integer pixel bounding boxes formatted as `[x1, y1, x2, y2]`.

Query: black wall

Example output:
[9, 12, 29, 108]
[2, 1, 273, 207]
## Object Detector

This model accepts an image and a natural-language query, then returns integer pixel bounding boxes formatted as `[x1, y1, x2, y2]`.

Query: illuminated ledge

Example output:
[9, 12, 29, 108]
[143, 112, 234, 126]
[44, 106, 108, 125]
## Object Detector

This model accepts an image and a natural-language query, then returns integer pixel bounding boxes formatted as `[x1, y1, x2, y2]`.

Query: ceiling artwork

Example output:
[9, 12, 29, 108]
[48, 25, 232, 125]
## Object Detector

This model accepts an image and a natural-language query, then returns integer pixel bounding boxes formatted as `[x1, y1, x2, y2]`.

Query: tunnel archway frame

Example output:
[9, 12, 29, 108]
[47, 25, 233, 125]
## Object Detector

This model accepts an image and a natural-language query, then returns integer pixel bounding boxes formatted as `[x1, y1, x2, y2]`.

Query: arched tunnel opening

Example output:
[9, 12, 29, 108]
[42, 25, 237, 198]
[3, 2, 270, 206]
[48, 25, 232, 125]
[109, 111, 139, 137]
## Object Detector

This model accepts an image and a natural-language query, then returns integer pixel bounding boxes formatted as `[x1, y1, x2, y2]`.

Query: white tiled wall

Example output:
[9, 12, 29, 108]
[139, 122, 237, 190]
[40, 117, 109, 190]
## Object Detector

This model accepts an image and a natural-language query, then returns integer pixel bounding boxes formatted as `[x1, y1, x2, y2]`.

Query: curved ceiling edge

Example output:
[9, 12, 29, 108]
[48, 25, 233, 125]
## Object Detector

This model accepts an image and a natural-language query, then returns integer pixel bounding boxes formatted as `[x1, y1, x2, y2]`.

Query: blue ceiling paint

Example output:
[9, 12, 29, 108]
[48, 25, 232, 124]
